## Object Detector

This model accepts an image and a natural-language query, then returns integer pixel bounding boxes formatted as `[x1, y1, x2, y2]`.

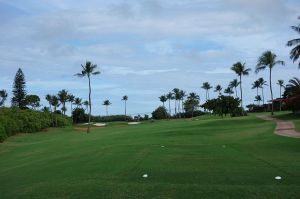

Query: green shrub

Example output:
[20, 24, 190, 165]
[0, 108, 71, 142]
[92, 115, 132, 123]
[72, 108, 88, 124]
[152, 106, 169, 120]
[0, 123, 7, 142]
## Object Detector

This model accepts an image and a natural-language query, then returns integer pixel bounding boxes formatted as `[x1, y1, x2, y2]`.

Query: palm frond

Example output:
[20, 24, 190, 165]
[291, 26, 300, 34]
[287, 38, 300, 47]
[290, 45, 300, 62]
[275, 60, 285, 66]
[92, 71, 100, 75]
[255, 65, 266, 73]
[74, 73, 85, 77]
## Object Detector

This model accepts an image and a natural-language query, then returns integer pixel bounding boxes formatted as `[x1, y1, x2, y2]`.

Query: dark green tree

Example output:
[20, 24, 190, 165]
[11, 68, 27, 108]
[0, 90, 8, 107]
[25, 95, 40, 110]
[57, 89, 69, 115]
[102, 100, 111, 116]
[202, 82, 212, 101]
[229, 79, 240, 98]
[159, 95, 167, 108]
[214, 85, 222, 96]
[231, 62, 251, 109]
[152, 106, 169, 120]
[287, 16, 300, 68]
[277, 80, 285, 111]
[258, 77, 267, 105]
[184, 92, 200, 118]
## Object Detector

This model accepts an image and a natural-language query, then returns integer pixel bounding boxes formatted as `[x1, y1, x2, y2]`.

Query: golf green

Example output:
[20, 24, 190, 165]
[1, 114, 300, 198]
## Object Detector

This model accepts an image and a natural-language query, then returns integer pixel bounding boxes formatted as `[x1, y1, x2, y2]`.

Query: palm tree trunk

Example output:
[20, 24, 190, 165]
[279, 86, 282, 111]
[256, 88, 259, 105]
[182, 100, 184, 118]
[70, 103, 73, 123]
[240, 75, 243, 108]
[175, 100, 177, 115]
[178, 100, 181, 118]
[269, 68, 274, 115]
[88, 76, 92, 133]
[235, 87, 238, 98]
[106, 106, 108, 116]
[125, 100, 127, 116]
[262, 88, 265, 105]
[168, 99, 171, 116]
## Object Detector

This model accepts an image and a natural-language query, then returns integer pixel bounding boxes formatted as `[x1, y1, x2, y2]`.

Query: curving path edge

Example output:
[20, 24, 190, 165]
[257, 115, 300, 138]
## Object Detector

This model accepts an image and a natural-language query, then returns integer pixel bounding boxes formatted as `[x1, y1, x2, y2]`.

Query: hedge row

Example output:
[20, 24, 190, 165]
[92, 115, 133, 123]
[0, 108, 71, 142]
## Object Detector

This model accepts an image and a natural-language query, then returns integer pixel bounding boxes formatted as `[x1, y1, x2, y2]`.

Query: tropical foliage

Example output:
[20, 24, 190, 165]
[256, 51, 284, 115]
[75, 61, 100, 133]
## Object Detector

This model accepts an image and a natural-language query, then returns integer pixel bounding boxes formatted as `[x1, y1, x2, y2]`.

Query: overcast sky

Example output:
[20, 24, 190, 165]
[0, 0, 299, 116]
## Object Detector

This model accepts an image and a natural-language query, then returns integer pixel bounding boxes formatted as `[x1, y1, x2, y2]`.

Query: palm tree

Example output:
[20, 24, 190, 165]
[50, 95, 60, 112]
[159, 95, 167, 107]
[256, 51, 285, 115]
[224, 87, 233, 96]
[231, 62, 251, 109]
[0, 90, 7, 107]
[214, 85, 222, 96]
[201, 82, 212, 101]
[57, 89, 69, 115]
[186, 92, 200, 118]
[75, 61, 100, 133]
[258, 77, 268, 105]
[83, 100, 89, 112]
[172, 88, 180, 115]
[255, 95, 262, 106]
[277, 80, 285, 111]
[45, 94, 52, 112]
[102, 100, 111, 116]
[74, 97, 82, 108]
[252, 80, 260, 98]
[68, 94, 75, 114]
[166, 92, 174, 116]
[287, 16, 300, 68]
[229, 79, 240, 98]
[179, 90, 186, 115]
[122, 95, 128, 116]
[286, 77, 300, 96]
[50, 95, 60, 126]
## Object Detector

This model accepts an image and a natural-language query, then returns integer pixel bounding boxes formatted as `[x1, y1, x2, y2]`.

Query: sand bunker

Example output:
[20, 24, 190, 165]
[128, 122, 141, 125]
[94, 123, 106, 127]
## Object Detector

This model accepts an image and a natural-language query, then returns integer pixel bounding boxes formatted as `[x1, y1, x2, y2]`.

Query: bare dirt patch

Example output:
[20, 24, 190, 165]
[257, 115, 300, 138]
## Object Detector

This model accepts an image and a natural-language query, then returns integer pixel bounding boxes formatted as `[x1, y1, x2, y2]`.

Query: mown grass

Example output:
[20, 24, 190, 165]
[1, 113, 300, 198]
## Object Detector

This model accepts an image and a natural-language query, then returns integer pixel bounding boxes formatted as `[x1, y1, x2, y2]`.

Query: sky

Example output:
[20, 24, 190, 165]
[0, 0, 299, 116]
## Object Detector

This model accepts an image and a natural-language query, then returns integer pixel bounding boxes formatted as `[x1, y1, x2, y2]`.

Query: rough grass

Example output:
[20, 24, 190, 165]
[1, 113, 300, 198]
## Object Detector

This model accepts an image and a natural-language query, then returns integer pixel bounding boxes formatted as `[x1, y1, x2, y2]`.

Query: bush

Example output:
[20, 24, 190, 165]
[0, 123, 7, 142]
[92, 115, 132, 123]
[0, 108, 71, 142]
[72, 108, 88, 124]
[152, 106, 169, 120]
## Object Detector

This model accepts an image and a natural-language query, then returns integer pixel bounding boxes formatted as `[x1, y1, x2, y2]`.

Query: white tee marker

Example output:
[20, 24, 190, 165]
[275, 176, 282, 180]
[142, 174, 148, 178]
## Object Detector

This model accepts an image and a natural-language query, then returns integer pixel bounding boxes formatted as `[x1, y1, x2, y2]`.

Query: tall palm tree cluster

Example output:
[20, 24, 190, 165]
[159, 88, 186, 117]
[45, 90, 89, 116]
[158, 50, 288, 116]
